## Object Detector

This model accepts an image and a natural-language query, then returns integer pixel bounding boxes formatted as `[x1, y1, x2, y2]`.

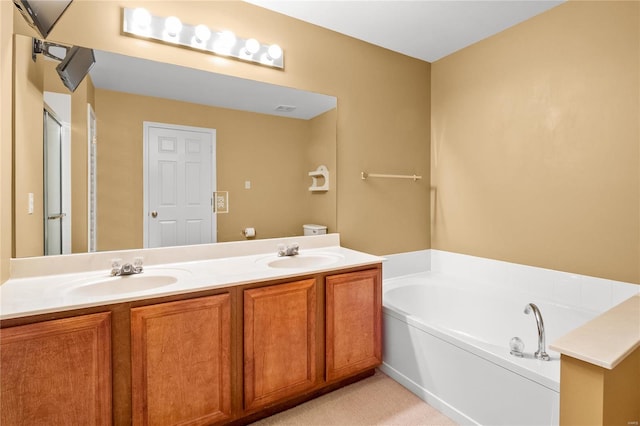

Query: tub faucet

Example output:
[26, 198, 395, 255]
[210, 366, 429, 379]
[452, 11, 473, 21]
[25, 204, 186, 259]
[524, 303, 550, 361]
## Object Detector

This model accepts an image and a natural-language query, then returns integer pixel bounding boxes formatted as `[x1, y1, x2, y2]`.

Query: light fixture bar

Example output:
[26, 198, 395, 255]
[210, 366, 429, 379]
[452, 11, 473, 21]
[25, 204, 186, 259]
[122, 8, 284, 69]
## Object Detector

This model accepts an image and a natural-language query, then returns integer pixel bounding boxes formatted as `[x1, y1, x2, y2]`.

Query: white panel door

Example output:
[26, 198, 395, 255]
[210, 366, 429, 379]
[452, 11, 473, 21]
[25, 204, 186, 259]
[146, 123, 216, 248]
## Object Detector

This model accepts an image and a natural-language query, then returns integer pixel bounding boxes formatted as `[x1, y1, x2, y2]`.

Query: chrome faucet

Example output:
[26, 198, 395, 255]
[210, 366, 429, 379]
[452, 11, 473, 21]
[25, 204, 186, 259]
[277, 243, 299, 257]
[111, 257, 144, 276]
[524, 303, 550, 361]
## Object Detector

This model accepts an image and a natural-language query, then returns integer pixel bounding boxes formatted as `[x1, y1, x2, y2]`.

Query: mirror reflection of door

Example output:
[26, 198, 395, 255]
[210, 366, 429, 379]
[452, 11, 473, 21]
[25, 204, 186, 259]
[144, 122, 217, 248]
[43, 93, 72, 256]
[43, 107, 64, 255]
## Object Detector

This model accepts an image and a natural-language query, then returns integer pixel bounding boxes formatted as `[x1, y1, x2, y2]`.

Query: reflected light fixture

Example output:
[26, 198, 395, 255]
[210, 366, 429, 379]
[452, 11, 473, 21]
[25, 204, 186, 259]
[122, 7, 284, 69]
[193, 24, 211, 45]
[244, 38, 260, 55]
[131, 7, 152, 36]
[163, 16, 182, 40]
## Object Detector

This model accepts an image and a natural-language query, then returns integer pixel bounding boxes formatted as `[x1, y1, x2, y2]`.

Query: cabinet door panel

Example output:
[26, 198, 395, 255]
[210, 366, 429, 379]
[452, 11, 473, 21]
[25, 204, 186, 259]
[131, 294, 231, 426]
[1, 312, 112, 425]
[244, 279, 317, 410]
[326, 269, 381, 381]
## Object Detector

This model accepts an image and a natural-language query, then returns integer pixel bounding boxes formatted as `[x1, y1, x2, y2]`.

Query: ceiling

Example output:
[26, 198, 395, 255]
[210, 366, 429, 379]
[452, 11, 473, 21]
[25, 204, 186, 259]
[89, 50, 336, 120]
[244, 0, 565, 62]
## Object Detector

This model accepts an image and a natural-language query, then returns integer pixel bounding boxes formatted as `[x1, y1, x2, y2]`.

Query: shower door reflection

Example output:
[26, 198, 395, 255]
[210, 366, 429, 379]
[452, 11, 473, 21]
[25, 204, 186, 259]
[44, 107, 64, 255]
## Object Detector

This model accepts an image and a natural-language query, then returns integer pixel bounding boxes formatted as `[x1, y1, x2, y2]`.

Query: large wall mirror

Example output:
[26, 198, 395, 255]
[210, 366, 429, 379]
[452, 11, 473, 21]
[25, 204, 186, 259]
[13, 33, 337, 258]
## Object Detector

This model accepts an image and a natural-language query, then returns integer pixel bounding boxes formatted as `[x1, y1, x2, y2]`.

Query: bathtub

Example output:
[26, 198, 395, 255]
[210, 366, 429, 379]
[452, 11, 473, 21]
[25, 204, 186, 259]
[379, 250, 640, 426]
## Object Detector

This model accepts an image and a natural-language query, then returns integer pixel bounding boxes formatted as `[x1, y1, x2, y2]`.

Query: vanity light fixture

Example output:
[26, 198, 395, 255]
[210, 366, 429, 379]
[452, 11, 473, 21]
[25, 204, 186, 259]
[122, 7, 284, 69]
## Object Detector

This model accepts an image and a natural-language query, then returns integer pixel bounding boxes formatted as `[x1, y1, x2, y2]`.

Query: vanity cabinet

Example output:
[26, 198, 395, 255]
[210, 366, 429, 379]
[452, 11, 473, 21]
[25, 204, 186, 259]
[0, 262, 381, 425]
[0, 312, 112, 425]
[243, 278, 318, 411]
[130, 294, 232, 426]
[326, 269, 382, 382]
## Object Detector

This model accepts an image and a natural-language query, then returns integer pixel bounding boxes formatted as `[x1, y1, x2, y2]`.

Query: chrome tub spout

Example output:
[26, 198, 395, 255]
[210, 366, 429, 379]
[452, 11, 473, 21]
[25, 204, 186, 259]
[524, 303, 550, 361]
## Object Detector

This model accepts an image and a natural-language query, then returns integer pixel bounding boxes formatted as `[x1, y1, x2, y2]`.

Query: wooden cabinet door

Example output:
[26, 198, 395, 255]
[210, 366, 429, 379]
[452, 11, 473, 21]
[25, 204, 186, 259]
[326, 269, 382, 381]
[244, 279, 317, 410]
[131, 294, 231, 426]
[1, 312, 112, 425]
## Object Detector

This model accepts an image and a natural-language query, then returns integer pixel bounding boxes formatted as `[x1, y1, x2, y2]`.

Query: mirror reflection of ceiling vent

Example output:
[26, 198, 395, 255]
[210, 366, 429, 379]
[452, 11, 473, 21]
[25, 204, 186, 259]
[275, 105, 297, 113]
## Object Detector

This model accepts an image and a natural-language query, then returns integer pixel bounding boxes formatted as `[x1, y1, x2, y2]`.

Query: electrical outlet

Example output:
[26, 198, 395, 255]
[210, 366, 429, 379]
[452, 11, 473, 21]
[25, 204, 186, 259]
[28, 193, 34, 214]
[244, 181, 251, 190]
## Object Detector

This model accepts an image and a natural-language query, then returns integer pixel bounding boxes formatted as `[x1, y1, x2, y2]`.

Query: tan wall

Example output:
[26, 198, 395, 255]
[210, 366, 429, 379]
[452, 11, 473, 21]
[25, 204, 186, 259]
[10, 0, 431, 257]
[307, 108, 338, 232]
[94, 89, 327, 250]
[431, 1, 640, 283]
[43, 59, 66, 93]
[13, 35, 44, 258]
[0, 2, 13, 283]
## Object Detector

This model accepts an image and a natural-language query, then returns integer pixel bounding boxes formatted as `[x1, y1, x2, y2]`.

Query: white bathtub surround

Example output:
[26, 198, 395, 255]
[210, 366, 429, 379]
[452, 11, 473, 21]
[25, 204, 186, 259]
[1, 234, 383, 320]
[381, 250, 430, 280]
[379, 249, 639, 426]
[428, 250, 639, 314]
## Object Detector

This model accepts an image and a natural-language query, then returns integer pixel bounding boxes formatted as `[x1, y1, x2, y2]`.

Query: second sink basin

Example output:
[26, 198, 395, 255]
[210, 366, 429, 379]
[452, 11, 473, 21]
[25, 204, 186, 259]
[259, 253, 344, 269]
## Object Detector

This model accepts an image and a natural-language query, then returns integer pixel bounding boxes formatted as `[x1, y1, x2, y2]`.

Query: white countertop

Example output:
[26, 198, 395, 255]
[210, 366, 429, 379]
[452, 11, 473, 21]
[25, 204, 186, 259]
[550, 294, 640, 369]
[0, 235, 383, 320]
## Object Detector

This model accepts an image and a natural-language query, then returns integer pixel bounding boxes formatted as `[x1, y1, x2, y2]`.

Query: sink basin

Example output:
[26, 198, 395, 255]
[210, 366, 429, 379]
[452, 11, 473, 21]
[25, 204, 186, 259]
[66, 269, 188, 297]
[259, 253, 344, 269]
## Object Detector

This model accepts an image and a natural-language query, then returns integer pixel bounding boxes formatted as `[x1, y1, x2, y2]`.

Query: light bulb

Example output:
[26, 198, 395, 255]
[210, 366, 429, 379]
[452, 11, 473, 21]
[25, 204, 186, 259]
[267, 44, 282, 60]
[214, 30, 236, 54]
[132, 8, 151, 28]
[194, 24, 211, 43]
[131, 8, 151, 36]
[164, 16, 182, 37]
[219, 30, 236, 45]
[244, 38, 260, 55]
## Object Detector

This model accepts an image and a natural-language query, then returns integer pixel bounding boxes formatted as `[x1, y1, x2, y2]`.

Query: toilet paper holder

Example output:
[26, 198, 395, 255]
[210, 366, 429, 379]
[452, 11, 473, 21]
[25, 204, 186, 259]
[242, 227, 256, 238]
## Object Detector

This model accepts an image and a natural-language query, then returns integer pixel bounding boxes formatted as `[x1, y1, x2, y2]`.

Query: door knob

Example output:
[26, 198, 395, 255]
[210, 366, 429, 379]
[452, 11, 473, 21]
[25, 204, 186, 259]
[151, 211, 158, 218]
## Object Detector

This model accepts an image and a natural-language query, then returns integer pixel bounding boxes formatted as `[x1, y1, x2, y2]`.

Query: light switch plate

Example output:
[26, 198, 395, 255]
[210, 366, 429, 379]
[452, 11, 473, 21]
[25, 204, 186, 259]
[214, 191, 229, 214]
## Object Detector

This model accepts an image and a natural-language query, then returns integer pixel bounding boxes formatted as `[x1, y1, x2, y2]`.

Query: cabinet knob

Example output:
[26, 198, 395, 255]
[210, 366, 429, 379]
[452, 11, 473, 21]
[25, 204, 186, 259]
[151, 211, 158, 218]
